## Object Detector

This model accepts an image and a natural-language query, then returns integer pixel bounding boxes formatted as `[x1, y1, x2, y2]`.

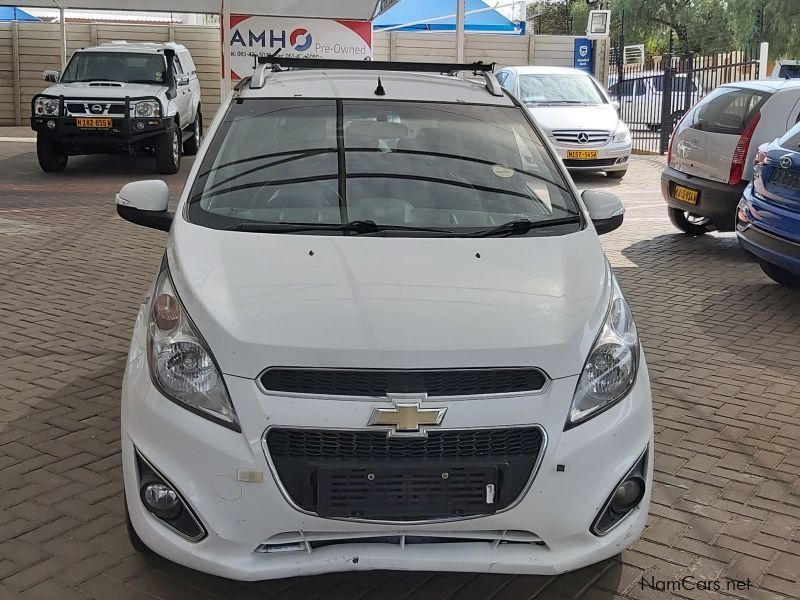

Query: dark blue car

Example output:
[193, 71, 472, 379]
[737, 122, 800, 287]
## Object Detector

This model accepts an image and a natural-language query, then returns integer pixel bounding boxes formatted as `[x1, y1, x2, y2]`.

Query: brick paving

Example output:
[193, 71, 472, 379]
[0, 138, 798, 600]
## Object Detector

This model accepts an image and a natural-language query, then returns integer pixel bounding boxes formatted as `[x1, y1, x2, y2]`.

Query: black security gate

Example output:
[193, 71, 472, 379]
[608, 45, 762, 154]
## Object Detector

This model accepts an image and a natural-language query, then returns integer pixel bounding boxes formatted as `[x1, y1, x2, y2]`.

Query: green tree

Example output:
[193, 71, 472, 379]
[609, 0, 733, 55]
[527, 0, 574, 35]
[728, 0, 800, 58]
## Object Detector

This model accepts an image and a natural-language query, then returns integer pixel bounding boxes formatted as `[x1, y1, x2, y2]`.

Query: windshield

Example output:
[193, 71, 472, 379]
[188, 99, 580, 235]
[518, 74, 606, 106]
[61, 52, 167, 84]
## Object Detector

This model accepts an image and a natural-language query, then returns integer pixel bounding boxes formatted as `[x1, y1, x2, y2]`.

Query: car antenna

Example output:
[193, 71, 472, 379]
[375, 77, 386, 96]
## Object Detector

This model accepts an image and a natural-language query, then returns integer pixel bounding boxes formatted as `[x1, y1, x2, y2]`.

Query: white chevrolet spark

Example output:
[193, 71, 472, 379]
[117, 58, 653, 581]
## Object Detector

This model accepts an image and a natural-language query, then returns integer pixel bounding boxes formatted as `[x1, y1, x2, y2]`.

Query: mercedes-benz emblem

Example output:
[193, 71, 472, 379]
[780, 155, 793, 170]
[577, 132, 590, 144]
[90, 104, 104, 114]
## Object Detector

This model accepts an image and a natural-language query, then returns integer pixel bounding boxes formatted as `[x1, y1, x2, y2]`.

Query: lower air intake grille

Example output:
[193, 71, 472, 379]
[265, 427, 545, 521]
[259, 368, 547, 397]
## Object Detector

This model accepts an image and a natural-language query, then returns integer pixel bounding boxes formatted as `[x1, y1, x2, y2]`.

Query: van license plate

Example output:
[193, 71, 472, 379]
[567, 150, 598, 160]
[76, 117, 112, 128]
[673, 185, 699, 205]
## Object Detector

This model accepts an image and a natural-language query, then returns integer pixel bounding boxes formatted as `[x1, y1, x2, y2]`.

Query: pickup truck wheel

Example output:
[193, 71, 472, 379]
[183, 113, 202, 156]
[758, 259, 800, 288]
[36, 134, 68, 172]
[668, 207, 712, 235]
[155, 125, 181, 174]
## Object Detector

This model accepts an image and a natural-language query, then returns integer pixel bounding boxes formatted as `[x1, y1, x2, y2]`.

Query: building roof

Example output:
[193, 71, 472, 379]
[240, 70, 514, 106]
[0, 6, 39, 20]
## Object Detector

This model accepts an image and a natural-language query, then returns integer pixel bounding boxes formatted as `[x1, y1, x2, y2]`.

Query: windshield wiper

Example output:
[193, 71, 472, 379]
[227, 220, 455, 235]
[468, 216, 580, 237]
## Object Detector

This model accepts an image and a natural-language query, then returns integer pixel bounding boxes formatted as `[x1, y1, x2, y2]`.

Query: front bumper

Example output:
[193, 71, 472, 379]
[121, 310, 653, 581]
[31, 115, 172, 147]
[737, 190, 800, 274]
[661, 166, 746, 232]
[552, 140, 632, 172]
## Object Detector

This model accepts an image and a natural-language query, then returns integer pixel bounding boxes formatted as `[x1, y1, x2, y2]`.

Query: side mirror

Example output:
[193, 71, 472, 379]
[43, 70, 60, 83]
[116, 180, 173, 232]
[611, 99, 621, 111]
[582, 190, 624, 235]
[177, 74, 190, 86]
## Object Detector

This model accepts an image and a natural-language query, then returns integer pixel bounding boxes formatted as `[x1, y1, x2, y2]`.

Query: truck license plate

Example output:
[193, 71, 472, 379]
[76, 117, 112, 128]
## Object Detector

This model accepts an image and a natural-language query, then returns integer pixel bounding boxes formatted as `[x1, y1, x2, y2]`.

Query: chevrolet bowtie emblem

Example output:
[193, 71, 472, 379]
[368, 402, 447, 436]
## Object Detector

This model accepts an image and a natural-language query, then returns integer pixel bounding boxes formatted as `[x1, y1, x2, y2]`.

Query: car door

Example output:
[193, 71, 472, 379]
[178, 50, 201, 122]
[171, 55, 192, 127]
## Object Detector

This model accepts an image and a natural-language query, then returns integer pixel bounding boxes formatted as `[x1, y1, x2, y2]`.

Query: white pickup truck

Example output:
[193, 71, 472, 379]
[31, 41, 202, 174]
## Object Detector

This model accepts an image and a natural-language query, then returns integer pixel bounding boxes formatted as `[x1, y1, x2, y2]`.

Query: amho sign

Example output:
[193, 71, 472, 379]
[229, 16, 373, 79]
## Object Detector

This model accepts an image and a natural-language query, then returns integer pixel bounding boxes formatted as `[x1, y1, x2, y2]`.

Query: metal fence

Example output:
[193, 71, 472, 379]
[608, 46, 762, 154]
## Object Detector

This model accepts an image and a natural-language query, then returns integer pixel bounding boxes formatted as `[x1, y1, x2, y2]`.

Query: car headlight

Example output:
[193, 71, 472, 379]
[147, 266, 239, 431]
[35, 97, 59, 116]
[567, 273, 639, 429]
[134, 101, 160, 118]
[612, 123, 631, 143]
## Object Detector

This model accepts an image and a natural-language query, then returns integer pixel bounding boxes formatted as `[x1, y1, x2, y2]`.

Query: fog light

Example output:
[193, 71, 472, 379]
[610, 476, 646, 514]
[136, 121, 145, 130]
[141, 482, 182, 520]
[737, 206, 750, 227]
[47, 120, 56, 130]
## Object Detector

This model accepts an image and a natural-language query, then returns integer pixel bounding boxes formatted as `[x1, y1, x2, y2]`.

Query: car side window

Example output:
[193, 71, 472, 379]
[172, 56, 184, 75]
[496, 72, 508, 86]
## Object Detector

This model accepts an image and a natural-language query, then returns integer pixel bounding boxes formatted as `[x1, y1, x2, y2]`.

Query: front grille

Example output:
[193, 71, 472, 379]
[259, 368, 547, 397]
[65, 102, 127, 117]
[265, 427, 545, 521]
[563, 158, 620, 168]
[552, 129, 610, 145]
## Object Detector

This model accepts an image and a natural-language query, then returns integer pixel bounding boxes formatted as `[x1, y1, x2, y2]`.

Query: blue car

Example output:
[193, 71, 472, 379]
[737, 122, 800, 287]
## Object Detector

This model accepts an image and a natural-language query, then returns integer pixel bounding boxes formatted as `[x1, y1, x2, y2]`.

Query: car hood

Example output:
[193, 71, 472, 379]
[168, 223, 612, 380]
[41, 82, 166, 99]
[527, 105, 619, 134]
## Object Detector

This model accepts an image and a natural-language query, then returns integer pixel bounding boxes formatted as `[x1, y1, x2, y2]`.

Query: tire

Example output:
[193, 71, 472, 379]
[758, 259, 800, 287]
[182, 111, 202, 156]
[668, 207, 713, 235]
[125, 497, 151, 554]
[606, 169, 627, 179]
[36, 134, 68, 172]
[155, 124, 181, 175]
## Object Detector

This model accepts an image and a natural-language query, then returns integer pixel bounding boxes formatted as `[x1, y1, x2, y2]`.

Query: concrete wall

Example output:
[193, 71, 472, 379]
[0, 22, 220, 126]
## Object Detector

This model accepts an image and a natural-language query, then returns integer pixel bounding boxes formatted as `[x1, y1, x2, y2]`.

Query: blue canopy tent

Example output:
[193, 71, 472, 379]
[375, 0, 521, 33]
[0, 6, 39, 20]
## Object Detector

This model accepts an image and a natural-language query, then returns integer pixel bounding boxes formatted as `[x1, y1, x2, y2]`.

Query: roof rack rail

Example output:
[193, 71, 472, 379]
[250, 57, 504, 97]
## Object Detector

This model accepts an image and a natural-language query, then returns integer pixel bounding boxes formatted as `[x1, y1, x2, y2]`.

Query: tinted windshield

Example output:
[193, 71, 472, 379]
[188, 99, 579, 235]
[519, 74, 606, 106]
[778, 121, 800, 149]
[61, 52, 167, 84]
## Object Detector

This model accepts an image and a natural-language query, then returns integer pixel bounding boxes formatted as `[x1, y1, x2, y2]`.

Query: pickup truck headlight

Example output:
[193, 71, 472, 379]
[612, 123, 631, 143]
[147, 267, 239, 431]
[35, 97, 59, 116]
[134, 101, 161, 118]
[567, 274, 639, 429]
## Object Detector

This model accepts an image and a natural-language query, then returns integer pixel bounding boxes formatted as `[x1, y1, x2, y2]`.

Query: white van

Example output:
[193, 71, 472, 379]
[608, 71, 703, 130]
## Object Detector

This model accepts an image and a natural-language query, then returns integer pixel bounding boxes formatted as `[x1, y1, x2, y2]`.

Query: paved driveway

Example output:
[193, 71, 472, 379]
[0, 138, 798, 600]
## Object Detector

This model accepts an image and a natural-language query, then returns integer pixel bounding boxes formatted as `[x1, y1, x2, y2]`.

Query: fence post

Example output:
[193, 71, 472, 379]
[12, 21, 20, 126]
[527, 33, 535, 65]
[389, 32, 398, 61]
[683, 52, 694, 114]
[758, 41, 769, 79]
[659, 66, 674, 155]
[90, 23, 98, 46]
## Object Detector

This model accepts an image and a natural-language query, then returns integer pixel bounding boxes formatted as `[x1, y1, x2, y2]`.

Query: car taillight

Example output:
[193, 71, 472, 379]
[729, 110, 761, 186]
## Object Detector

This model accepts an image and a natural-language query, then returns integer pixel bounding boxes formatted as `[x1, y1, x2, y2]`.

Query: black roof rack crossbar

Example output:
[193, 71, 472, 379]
[256, 57, 495, 76]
